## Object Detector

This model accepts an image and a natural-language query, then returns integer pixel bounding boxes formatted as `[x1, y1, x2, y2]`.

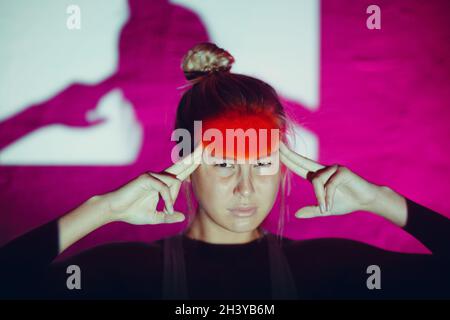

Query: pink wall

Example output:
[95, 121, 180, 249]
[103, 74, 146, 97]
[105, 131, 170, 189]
[1, 0, 449, 258]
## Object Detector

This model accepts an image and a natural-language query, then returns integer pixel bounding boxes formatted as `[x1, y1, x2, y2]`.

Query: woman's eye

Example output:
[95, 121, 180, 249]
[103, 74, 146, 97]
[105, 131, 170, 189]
[214, 163, 235, 169]
[255, 161, 272, 168]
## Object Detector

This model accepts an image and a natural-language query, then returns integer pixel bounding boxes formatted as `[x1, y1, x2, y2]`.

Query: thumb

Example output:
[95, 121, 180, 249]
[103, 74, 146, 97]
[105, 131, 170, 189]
[295, 206, 324, 219]
[85, 109, 107, 125]
[87, 118, 106, 126]
[159, 211, 186, 224]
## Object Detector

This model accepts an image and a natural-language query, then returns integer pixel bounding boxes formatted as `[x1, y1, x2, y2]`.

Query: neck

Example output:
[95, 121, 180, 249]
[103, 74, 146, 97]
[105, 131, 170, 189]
[184, 208, 262, 244]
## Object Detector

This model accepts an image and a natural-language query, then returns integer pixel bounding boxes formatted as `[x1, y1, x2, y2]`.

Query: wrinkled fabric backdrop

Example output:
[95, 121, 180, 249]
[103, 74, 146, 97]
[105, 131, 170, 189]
[1, 0, 449, 260]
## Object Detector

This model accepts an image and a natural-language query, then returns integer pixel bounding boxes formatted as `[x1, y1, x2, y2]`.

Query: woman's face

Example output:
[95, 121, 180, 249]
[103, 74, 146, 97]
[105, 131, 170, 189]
[190, 151, 281, 233]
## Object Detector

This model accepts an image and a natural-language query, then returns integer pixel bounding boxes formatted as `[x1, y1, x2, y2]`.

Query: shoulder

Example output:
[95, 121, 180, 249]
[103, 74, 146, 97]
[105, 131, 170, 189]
[281, 237, 406, 268]
[280, 237, 390, 295]
[283, 236, 390, 255]
[46, 240, 166, 299]
[281, 236, 434, 273]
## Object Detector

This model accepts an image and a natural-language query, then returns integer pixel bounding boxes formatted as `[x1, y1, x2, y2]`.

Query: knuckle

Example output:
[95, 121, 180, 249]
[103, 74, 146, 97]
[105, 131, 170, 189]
[139, 173, 151, 181]
[325, 178, 337, 189]
[328, 164, 339, 171]
[160, 186, 170, 196]
[315, 176, 326, 186]
[312, 177, 322, 188]
[140, 173, 156, 184]
[162, 173, 177, 182]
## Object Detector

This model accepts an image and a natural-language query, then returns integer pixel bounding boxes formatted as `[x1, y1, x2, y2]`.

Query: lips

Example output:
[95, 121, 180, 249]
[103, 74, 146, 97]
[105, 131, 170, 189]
[228, 206, 258, 217]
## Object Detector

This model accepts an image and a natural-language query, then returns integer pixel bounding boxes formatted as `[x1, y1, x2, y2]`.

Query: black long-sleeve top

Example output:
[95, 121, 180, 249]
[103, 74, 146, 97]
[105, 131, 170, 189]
[1, 198, 449, 299]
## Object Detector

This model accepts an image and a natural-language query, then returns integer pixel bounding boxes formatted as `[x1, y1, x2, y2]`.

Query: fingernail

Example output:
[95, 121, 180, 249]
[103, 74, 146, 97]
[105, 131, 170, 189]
[320, 204, 326, 214]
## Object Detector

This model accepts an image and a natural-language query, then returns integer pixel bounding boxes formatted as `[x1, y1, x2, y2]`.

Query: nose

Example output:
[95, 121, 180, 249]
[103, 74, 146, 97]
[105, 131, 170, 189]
[235, 166, 255, 198]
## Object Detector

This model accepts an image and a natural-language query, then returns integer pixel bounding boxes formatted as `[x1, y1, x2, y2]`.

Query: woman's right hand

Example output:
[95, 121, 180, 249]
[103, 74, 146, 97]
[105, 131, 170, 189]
[104, 144, 203, 225]
[57, 145, 203, 253]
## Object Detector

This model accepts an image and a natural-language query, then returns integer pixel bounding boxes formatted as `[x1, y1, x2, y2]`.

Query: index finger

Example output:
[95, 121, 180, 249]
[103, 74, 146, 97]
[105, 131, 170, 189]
[279, 142, 324, 173]
[165, 143, 203, 181]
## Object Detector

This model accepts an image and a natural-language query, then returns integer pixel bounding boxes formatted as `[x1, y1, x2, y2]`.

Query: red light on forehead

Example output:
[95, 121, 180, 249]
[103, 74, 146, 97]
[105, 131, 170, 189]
[201, 109, 282, 160]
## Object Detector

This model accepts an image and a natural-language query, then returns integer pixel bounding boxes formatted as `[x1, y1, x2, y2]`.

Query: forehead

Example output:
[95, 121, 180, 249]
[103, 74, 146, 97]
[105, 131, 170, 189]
[201, 110, 281, 161]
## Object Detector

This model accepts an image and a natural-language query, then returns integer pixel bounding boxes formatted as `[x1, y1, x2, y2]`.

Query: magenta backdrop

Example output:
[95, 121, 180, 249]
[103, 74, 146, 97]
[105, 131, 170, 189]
[1, 0, 449, 259]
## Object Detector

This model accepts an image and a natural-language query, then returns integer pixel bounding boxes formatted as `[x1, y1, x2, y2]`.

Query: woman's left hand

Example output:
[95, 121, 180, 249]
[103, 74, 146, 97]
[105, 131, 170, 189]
[279, 142, 407, 225]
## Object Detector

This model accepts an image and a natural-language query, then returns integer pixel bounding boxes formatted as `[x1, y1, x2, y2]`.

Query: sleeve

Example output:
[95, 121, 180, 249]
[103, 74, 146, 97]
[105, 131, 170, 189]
[0, 219, 60, 298]
[285, 197, 450, 299]
[0, 219, 164, 299]
[43, 242, 165, 299]
[0, 219, 133, 299]
[402, 197, 450, 257]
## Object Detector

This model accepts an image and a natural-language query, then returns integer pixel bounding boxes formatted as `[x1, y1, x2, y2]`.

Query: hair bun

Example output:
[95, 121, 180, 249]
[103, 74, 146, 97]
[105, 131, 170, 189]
[181, 42, 235, 81]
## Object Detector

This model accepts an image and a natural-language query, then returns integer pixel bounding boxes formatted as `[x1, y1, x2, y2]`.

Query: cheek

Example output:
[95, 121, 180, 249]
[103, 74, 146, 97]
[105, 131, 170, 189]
[191, 167, 234, 208]
[254, 174, 280, 204]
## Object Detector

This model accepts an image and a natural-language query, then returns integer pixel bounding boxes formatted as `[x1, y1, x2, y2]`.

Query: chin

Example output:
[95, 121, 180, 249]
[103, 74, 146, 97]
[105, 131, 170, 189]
[226, 218, 261, 233]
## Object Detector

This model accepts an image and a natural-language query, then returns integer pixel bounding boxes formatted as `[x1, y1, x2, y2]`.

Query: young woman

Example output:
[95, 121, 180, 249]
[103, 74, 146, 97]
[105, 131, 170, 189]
[1, 43, 449, 300]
